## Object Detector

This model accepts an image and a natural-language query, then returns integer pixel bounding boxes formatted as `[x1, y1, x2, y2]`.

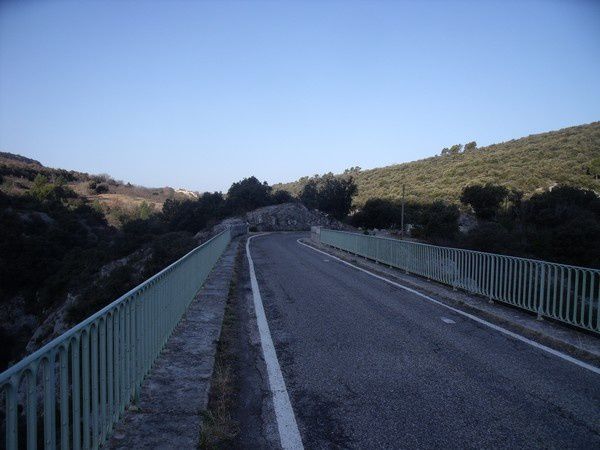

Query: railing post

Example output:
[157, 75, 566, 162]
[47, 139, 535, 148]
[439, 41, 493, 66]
[44, 353, 57, 449]
[538, 264, 545, 320]
[27, 368, 38, 450]
[60, 346, 70, 450]
[134, 295, 142, 404]
[452, 249, 457, 291]
[6, 379, 18, 450]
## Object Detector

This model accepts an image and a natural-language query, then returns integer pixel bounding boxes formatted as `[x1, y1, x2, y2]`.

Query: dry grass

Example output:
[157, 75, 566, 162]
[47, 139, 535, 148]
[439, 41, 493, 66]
[198, 242, 244, 449]
[199, 363, 240, 448]
[90, 193, 163, 208]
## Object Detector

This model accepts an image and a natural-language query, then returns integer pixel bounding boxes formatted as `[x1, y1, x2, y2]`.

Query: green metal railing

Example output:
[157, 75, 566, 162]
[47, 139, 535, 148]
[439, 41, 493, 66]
[319, 229, 600, 334]
[1, 228, 234, 449]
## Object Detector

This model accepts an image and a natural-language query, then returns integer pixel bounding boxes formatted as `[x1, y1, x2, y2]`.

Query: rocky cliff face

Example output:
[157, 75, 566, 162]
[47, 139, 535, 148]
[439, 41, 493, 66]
[245, 202, 351, 232]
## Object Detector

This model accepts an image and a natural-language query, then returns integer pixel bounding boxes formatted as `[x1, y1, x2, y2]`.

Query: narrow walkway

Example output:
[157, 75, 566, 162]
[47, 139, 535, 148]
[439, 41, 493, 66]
[109, 239, 240, 449]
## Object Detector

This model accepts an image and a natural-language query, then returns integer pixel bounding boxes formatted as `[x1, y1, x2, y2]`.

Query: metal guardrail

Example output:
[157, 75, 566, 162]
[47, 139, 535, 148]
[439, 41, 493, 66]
[319, 229, 600, 334]
[1, 228, 235, 449]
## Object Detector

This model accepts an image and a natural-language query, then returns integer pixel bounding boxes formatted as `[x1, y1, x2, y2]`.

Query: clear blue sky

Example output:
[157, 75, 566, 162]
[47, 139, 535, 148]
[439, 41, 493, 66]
[1, 1, 599, 192]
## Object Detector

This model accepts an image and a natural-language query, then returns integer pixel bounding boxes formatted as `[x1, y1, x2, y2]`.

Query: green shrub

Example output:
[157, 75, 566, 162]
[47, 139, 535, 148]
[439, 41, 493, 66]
[411, 201, 459, 242]
[350, 198, 401, 229]
[590, 157, 600, 179]
[163, 192, 225, 233]
[28, 174, 76, 202]
[225, 176, 272, 213]
[299, 174, 357, 219]
[271, 190, 295, 204]
[95, 183, 109, 194]
[460, 184, 509, 220]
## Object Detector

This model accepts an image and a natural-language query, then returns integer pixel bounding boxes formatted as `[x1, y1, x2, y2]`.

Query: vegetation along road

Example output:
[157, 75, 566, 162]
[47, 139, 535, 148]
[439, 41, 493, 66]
[248, 233, 600, 449]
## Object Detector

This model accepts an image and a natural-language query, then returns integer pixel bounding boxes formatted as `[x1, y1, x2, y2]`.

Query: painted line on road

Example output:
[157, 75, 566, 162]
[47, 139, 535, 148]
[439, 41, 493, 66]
[247, 235, 304, 450]
[297, 239, 600, 376]
[441, 317, 456, 324]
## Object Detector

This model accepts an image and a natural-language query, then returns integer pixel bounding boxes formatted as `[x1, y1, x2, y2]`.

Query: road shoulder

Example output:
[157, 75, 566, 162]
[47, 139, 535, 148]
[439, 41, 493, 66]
[202, 235, 282, 449]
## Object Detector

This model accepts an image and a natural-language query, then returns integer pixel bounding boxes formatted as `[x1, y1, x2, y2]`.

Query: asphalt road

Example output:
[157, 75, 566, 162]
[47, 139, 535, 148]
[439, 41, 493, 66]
[250, 233, 600, 449]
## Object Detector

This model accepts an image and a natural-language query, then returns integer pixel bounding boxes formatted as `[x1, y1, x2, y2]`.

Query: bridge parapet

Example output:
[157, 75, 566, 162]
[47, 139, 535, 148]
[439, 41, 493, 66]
[319, 229, 600, 334]
[1, 228, 235, 449]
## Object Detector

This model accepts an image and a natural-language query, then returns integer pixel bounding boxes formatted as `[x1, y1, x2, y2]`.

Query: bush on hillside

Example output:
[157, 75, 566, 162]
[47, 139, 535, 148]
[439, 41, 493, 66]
[411, 201, 460, 242]
[163, 192, 226, 233]
[299, 174, 357, 220]
[226, 176, 272, 213]
[458, 185, 600, 267]
[464, 141, 477, 152]
[351, 198, 458, 241]
[97, 183, 109, 194]
[460, 222, 524, 255]
[520, 186, 600, 266]
[522, 185, 600, 226]
[460, 183, 509, 220]
[271, 190, 295, 204]
[350, 198, 401, 229]
[29, 174, 77, 203]
[590, 157, 600, 179]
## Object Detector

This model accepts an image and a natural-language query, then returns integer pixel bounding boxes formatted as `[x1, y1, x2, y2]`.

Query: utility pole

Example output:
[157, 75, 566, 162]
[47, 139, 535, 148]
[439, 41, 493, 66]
[401, 183, 405, 240]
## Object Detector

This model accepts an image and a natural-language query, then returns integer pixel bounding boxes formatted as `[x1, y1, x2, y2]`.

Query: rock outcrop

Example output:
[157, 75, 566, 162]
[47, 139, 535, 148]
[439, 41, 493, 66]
[245, 202, 351, 232]
[196, 202, 352, 241]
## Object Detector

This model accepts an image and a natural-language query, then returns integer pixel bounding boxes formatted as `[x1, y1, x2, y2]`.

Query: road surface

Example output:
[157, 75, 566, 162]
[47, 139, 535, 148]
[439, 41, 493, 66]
[249, 233, 600, 449]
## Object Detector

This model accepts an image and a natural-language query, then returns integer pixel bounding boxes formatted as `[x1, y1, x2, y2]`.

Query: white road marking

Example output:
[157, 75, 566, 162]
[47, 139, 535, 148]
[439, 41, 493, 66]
[441, 317, 456, 324]
[297, 239, 600, 376]
[247, 235, 304, 450]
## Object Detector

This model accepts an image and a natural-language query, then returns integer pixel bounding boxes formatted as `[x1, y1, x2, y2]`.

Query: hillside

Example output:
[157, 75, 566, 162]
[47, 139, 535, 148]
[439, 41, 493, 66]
[0, 154, 206, 369]
[275, 122, 600, 205]
[0, 152, 198, 226]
